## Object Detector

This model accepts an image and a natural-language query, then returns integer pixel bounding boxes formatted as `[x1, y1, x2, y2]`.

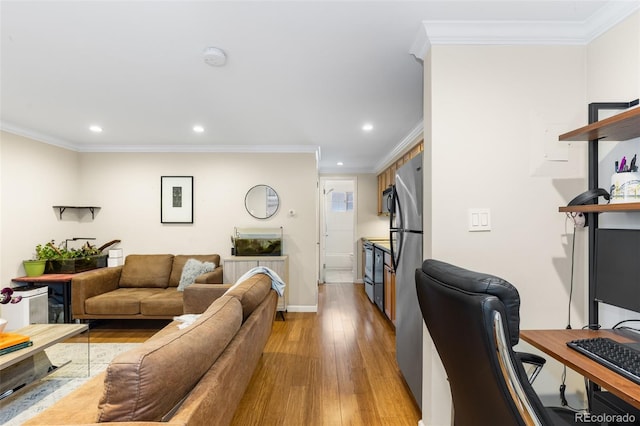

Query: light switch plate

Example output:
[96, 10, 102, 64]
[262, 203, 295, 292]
[469, 208, 491, 232]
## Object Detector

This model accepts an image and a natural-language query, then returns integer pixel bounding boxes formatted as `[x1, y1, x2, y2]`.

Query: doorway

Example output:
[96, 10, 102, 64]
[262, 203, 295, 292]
[319, 177, 356, 283]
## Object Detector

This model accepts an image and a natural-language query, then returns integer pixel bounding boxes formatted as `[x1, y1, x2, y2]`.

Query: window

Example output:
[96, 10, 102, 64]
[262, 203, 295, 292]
[330, 191, 353, 212]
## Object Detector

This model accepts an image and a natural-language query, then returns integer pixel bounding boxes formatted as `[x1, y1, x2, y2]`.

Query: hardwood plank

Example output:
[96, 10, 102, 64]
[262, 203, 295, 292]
[232, 283, 421, 425]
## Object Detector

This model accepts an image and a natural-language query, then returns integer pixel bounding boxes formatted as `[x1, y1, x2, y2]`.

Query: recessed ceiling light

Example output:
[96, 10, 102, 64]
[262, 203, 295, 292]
[193, 125, 204, 133]
[337, 162, 344, 166]
[89, 125, 103, 133]
[362, 123, 373, 132]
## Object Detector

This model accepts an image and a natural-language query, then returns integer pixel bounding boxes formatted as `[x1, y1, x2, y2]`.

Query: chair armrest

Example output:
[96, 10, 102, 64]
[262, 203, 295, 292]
[71, 266, 123, 317]
[516, 351, 546, 383]
[183, 283, 232, 314]
[194, 266, 223, 284]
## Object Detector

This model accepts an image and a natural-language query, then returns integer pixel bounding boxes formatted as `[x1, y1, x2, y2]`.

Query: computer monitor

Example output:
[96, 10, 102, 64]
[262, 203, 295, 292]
[595, 228, 640, 313]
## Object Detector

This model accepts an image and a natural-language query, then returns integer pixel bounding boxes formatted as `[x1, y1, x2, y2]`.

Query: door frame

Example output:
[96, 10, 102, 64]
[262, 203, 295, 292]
[318, 176, 357, 283]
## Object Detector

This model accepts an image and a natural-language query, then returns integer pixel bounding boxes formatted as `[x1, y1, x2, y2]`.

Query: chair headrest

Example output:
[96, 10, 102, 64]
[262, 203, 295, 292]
[421, 259, 521, 346]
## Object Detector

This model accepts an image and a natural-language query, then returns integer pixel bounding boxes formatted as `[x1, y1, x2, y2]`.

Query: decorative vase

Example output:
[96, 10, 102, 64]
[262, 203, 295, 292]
[23, 260, 46, 277]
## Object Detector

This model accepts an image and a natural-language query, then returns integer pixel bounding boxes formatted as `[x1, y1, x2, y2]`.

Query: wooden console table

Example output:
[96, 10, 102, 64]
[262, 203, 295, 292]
[12, 274, 75, 324]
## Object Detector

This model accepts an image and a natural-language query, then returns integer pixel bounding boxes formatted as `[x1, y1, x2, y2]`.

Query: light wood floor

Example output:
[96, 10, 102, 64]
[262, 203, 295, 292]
[69, 283, 422, 425]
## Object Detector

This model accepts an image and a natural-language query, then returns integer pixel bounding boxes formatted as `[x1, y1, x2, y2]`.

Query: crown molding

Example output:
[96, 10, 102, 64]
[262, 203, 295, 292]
[410, 1, 640, 51]
[409, 23, 431, 61]
[585, 0, 640, 42]
[373, 121, 424, 175]
[1, 122, 319, 156]
[319, 165, 374, 175]
[1, 122, 78, 151]
[77, 144, 319, 154]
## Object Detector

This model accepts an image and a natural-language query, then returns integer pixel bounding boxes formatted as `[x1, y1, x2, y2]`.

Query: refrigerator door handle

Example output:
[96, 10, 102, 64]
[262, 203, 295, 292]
[390, 229, 403, 271]
[391, 185, 403, 231]
[389, 185, 396, 230]
[390, 185, 404, 270]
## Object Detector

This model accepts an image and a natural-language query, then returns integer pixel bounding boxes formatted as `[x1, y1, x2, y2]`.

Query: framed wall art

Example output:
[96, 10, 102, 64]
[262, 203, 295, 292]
[161, 176, 193, 223]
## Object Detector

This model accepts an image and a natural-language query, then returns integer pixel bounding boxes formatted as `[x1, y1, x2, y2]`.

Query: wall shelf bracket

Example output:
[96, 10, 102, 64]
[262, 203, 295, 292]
[53, 206, 100, 220]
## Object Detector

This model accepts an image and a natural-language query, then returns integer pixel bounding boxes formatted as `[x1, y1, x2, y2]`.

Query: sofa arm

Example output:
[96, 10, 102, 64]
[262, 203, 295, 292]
[195, 266, 223, 284]
[183, 283, 232, 314]
[71, 266, 123, 317]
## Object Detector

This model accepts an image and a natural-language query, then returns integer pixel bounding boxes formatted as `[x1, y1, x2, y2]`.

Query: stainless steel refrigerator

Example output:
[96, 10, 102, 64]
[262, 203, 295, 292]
[390, 152, 423, 409]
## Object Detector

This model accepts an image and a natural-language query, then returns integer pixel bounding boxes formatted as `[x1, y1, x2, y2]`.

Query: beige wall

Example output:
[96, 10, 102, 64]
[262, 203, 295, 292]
[0, 132, 81, 292]
[588, 12, 640, 103]
[0, 134, 319, 311]
[422, 44, 590, 422]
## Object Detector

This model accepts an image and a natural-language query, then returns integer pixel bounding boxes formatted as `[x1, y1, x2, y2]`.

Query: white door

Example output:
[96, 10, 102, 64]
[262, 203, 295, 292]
[320, 178, 356, 283]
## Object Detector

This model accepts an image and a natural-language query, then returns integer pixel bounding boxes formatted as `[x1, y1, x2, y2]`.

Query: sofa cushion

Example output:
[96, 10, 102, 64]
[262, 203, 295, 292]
[97, 295, 243, 422]
[225, 273, 272, 321]
[177, 258, 216, 291]
[169, 254, 221, 287]
[140, 288, 184, 316]
[84, 288, 166, 315]
[119, 254, 174, 288]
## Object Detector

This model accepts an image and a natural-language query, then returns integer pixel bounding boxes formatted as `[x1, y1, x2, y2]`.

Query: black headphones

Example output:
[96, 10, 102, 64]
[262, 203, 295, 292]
[567, 188, 610, 227]
[568, 188, 610, 206]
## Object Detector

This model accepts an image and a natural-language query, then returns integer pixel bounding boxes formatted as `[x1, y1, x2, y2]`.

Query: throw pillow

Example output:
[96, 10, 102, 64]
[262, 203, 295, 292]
[177, 259, 215, 292]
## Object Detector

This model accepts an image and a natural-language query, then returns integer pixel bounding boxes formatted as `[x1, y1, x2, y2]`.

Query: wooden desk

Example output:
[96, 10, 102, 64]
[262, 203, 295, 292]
[521, 329, 640, 409]
[12, 274, 75, 324]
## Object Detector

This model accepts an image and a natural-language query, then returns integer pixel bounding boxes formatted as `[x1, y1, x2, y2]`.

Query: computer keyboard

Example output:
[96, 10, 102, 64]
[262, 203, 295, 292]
[567, 337, 640, 385]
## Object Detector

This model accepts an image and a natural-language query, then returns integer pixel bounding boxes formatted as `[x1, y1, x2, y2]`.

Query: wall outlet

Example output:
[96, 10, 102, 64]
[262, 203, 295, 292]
[469, 208, 491, 232]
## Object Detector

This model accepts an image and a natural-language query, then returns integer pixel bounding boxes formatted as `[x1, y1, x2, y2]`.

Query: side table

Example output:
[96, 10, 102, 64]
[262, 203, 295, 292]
[12, 274, 75, 324]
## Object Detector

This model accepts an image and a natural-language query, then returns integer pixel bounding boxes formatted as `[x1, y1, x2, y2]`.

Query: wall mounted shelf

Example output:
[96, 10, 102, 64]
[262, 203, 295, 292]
[53, 206, 100, 220]
[559, 203, 640, 213]
[559, 103, 640, 214]
[559, 100, 640, 417]
[559, 106, 640, 142]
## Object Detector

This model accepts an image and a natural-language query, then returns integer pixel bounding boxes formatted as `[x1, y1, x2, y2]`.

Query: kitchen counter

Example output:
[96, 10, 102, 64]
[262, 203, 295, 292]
[374, 241, 390, 252]
[362, 237, 390, 252]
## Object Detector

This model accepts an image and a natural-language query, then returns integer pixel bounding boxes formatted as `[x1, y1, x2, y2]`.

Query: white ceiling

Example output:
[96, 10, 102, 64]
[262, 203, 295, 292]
[1, 1, 638, 173]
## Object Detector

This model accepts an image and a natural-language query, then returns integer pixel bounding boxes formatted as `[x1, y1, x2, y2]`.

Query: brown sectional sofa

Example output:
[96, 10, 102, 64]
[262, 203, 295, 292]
[72, 254, 223, 320]
[25, 272, 277, 426]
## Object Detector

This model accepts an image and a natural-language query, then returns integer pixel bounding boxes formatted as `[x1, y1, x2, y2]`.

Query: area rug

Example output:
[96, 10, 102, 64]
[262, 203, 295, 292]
[0, 342, 140, 426]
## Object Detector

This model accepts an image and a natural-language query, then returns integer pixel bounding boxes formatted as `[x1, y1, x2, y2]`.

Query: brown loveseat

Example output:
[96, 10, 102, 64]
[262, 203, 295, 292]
[25, 273, 277, 425]
[72, 254, 223, 320]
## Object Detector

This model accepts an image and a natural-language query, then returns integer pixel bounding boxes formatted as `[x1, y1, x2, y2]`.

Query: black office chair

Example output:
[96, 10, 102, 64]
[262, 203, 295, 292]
[416, 259, 580, 426]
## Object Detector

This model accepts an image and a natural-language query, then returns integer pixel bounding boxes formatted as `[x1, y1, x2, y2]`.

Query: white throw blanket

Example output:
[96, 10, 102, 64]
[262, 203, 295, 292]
[173, 267, 285, 330]
[227, 266, 286, 296]
[173, 313, 201, 329]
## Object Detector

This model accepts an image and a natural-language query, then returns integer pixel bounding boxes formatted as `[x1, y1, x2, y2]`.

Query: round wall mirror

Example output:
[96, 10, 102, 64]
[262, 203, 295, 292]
[245, 185, 279, 219]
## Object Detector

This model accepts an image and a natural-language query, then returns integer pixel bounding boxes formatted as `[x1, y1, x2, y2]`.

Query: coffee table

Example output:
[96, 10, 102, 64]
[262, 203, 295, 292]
[0, 323, 88, 398]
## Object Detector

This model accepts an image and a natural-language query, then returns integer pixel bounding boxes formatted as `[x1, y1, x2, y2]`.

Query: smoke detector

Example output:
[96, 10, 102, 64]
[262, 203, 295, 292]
[203, 47, 226, 67]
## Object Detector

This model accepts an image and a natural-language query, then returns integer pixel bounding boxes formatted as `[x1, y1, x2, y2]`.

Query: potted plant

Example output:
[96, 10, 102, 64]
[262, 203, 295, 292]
[40, 240, 111, 274]
[23, 240, 118, 277]
[22, 243, 51, 277]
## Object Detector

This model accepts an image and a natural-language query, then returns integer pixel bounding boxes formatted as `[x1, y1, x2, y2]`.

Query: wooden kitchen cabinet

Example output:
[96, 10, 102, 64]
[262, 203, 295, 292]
[383, 252, 395, 324]
[376, 140, 424, 215]
[223, 255, 289, 315]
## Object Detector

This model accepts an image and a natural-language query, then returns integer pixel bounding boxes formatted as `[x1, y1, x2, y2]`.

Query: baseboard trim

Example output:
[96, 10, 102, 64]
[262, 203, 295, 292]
[286, 305, 318, 313]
